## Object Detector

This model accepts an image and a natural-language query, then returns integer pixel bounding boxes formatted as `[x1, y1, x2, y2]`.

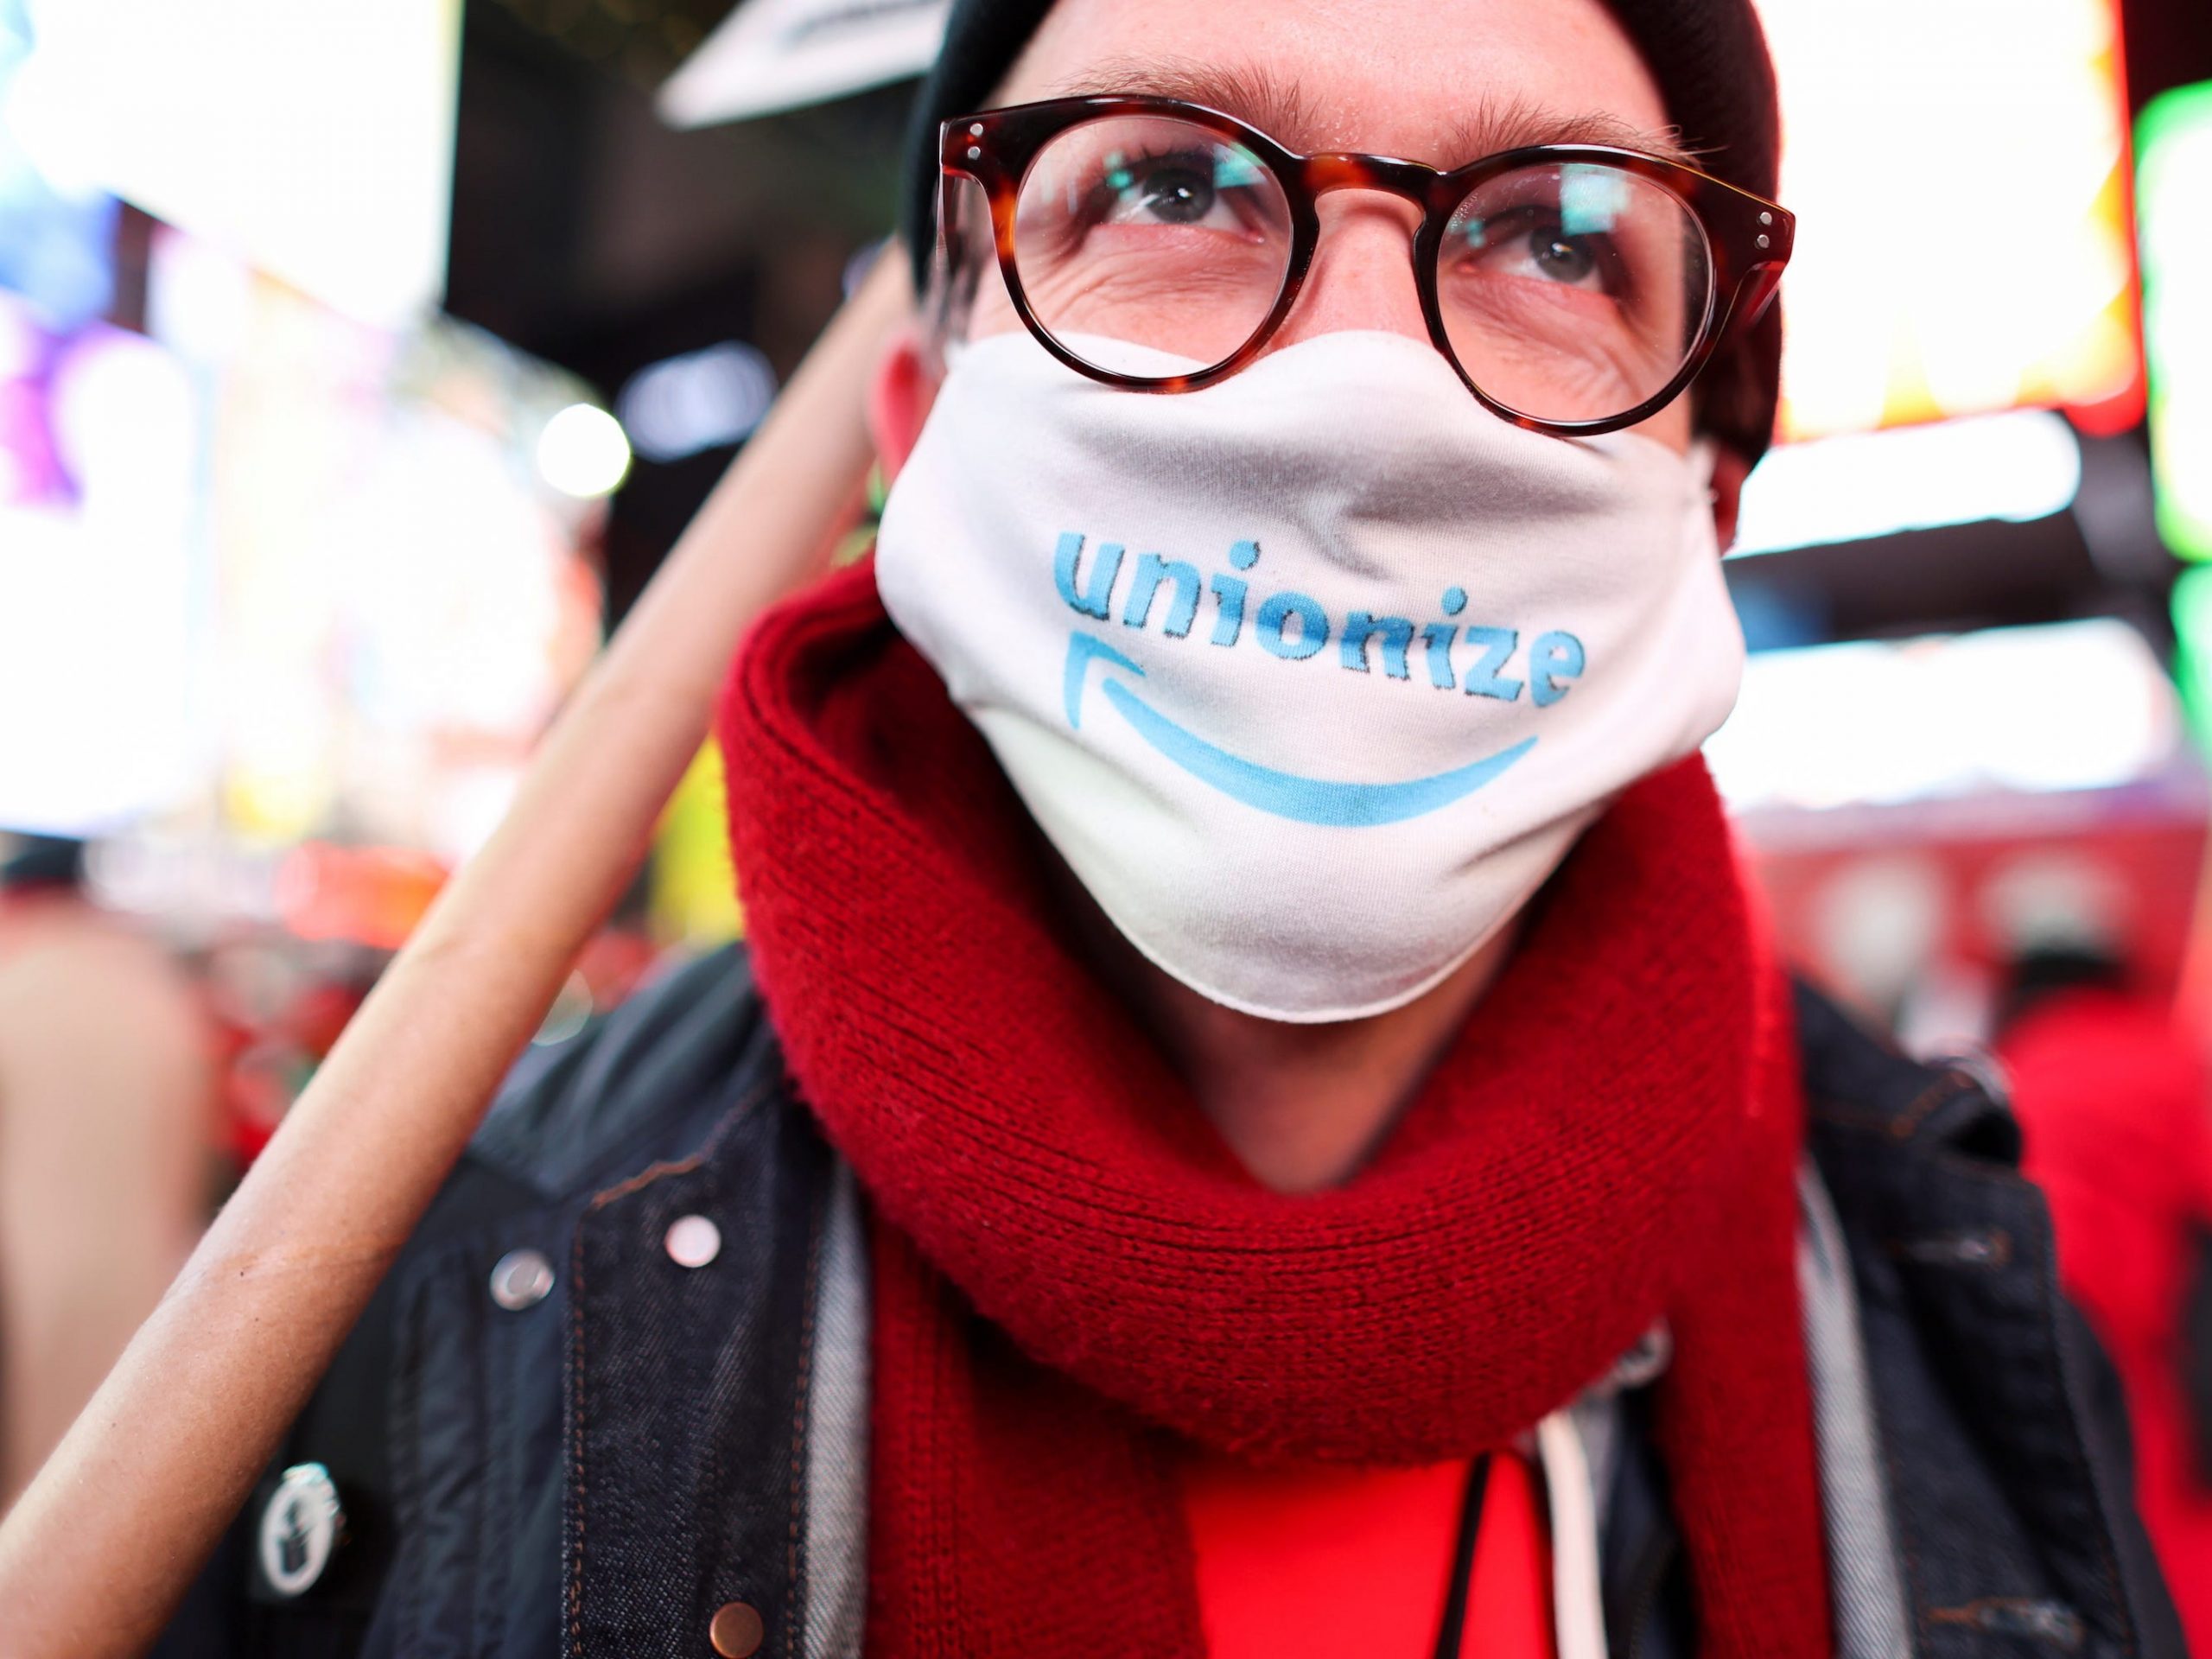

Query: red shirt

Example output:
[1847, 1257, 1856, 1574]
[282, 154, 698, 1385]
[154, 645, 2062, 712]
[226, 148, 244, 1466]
[1182, 1448, 1557, 1659]
[2000, 989, 2212, 1654]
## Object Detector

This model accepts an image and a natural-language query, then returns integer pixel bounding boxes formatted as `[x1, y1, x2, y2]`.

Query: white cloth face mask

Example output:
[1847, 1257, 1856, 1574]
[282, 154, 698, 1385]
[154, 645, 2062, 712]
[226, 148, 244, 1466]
[875, 327, 1745, 1023]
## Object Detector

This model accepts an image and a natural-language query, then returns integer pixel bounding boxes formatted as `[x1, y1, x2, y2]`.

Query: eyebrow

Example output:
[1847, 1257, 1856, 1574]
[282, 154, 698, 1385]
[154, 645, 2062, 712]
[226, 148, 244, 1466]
[1048, 57, 1703, 170]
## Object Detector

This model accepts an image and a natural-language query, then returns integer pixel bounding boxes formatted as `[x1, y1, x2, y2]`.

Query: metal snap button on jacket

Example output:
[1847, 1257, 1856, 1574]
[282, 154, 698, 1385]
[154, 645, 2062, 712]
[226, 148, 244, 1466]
[709, 1599, 765, 1656]
[257, 1463, 345, 1598]
[489, 1247, 555, 1310]
[665, 1213, 721, 1268]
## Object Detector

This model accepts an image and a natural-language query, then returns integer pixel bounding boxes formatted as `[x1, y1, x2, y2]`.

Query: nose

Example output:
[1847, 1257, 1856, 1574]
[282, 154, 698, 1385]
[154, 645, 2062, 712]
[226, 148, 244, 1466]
[1266, 188, 1431, 353]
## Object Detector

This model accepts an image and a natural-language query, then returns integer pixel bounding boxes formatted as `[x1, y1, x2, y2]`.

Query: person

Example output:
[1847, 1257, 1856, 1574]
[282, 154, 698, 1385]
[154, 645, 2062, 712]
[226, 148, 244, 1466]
[154, 0, 2184, 1654]
[1995, 944, 2212, 1654]
[0, 836, 209, 1510]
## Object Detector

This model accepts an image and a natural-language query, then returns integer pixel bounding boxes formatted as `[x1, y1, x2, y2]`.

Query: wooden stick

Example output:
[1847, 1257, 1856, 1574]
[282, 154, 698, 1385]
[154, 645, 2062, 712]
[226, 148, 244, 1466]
[0, 254, 912, 1658]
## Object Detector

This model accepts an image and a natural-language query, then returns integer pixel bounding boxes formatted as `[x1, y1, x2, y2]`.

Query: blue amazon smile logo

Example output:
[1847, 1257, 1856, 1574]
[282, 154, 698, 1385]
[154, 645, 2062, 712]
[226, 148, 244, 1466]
[1064, 632, 1535, 827]
[1051, 529, 1585, 826]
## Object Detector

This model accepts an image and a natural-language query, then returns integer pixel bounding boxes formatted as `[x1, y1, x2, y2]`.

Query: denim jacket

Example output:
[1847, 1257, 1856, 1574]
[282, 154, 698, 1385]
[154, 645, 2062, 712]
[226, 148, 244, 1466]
[155, 944, 2184, 1659]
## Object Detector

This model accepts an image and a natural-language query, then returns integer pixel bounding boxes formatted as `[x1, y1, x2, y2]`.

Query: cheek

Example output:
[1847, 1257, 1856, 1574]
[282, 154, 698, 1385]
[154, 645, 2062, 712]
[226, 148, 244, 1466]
[966, 277, 1027, 340]
[1624, 397, 1692, 454]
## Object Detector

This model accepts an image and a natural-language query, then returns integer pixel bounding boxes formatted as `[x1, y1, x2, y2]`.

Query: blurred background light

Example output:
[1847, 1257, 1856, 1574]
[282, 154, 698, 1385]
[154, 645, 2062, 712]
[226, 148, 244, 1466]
[9, 0, 460, 327]
[0, 314, 200, 834]
[537, 403, 632, 498]
[1731, 409, 2084, 557]
[617, 340, 777, 462]
[0, 0, 115, 333]
[2169, 564, 2212, 749]
[2138, 80, 2212, 559]
[1707, 618, 2183, 812]
[1755, 0, 2143, 441]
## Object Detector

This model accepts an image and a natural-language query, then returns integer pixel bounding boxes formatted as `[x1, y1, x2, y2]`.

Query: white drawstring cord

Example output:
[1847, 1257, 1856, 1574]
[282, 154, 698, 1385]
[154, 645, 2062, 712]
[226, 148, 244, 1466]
[1536, 1411, 1610, 1659]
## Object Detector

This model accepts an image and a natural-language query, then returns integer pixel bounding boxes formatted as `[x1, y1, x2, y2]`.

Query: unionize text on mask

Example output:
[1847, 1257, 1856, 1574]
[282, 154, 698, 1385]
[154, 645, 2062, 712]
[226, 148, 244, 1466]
[877, 327, 1745, 1023]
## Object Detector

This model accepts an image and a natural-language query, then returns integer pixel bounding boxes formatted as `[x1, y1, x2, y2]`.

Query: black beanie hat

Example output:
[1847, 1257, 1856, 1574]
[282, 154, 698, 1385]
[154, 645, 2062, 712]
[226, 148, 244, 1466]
[898, 0, 1787, 461]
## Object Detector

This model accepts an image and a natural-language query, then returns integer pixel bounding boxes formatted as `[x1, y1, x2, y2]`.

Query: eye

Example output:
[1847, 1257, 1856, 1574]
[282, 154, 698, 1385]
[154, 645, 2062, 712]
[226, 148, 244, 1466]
[1527, 228, 1599, 285]
[1113, 160, 1216, 225]
[1442, 207, 1637, 301]
[1085, 147, 1263, 234]
[1452, 207, 1618, 292]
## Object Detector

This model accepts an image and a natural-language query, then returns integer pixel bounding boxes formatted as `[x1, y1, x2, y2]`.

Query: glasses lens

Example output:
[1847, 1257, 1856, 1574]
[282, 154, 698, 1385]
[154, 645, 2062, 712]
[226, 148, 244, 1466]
[1012, 113, 1293, 378]
[1436, 162, 1712, 425]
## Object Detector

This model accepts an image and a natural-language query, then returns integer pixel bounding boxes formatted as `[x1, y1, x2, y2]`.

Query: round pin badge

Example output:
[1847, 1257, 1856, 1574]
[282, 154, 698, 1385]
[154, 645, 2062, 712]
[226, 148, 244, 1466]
[258, 1462, 345, 1598]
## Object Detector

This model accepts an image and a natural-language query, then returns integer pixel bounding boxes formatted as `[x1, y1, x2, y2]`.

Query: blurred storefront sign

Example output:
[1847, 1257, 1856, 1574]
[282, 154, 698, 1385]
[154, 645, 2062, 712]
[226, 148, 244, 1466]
[1710, 619, 2184, 810]
[1756, 0, 2143, 442]
[1747, 790, 2206, 1055]
[7, 0, 461, 327]
[2139, 79, 2212, 560]
[1711, 619, 2209, 1045]
[149, 233, 607, 857]
[1729, 408, 2083, 559]
[0, 0, 607, 864]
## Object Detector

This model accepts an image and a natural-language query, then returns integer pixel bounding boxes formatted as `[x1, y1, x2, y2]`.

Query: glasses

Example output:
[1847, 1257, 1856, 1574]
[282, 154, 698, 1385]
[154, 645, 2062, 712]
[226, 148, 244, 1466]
[935, 95, 1794, 437]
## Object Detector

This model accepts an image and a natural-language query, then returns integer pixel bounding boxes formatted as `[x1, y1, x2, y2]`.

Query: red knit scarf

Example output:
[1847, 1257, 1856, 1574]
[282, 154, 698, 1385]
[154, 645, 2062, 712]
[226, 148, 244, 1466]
[718, 561, 1830, 1657]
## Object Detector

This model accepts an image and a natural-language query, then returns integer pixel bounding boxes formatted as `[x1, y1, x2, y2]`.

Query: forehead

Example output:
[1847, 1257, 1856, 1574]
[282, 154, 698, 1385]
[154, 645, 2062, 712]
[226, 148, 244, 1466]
[998, 0, 1679, 169]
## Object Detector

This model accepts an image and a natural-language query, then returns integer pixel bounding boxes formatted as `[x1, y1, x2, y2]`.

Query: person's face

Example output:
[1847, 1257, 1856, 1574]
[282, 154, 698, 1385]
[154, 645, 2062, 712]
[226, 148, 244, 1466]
[1021, 0, 1694, 445]
[873, 0, 1750, 527]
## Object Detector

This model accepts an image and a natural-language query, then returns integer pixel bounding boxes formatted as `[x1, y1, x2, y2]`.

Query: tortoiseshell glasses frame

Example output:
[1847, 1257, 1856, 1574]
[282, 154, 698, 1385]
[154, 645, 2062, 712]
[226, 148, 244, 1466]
[937, 94, 1796, 439]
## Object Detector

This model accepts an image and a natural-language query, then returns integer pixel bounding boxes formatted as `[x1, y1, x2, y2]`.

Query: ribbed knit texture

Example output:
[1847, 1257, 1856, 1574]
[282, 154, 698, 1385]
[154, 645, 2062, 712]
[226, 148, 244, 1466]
[718, 561, 1830, 1657]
